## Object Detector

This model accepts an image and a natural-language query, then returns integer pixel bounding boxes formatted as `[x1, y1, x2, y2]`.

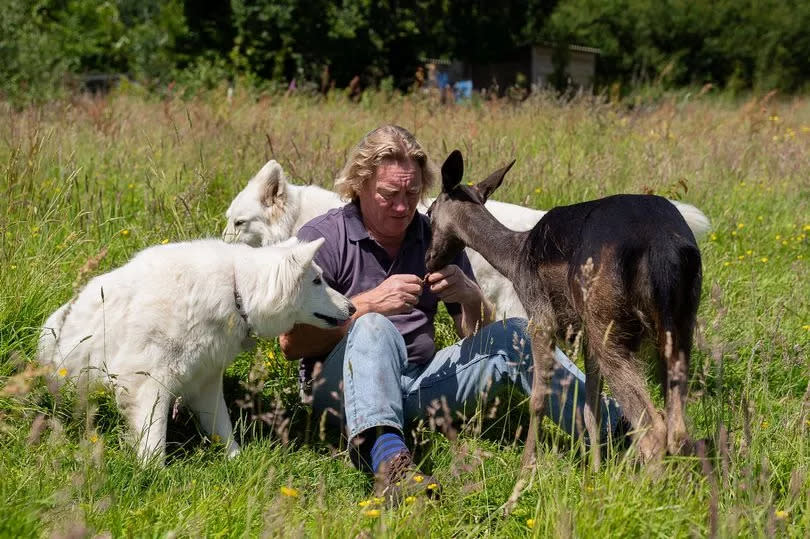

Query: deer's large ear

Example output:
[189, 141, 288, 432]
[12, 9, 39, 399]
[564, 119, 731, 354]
[475, 159, 515, 201]
[253, 160, 287, 207]
[441, 150, 464, 192]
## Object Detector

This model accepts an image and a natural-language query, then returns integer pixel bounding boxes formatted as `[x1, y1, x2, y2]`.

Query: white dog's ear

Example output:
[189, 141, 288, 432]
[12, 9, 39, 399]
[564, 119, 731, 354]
[287, 237, 325, 268]
[275, 237, 301, 249]
[252, 160, 287, 208]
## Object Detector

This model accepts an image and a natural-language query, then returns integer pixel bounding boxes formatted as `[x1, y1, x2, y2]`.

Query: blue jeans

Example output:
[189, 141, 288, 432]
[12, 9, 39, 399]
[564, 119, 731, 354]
[309, 313, 622, 444]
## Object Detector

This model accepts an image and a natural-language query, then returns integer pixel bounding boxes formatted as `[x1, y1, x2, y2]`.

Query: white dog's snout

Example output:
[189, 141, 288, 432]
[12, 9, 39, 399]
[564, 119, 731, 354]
[222, 225, 238, 243]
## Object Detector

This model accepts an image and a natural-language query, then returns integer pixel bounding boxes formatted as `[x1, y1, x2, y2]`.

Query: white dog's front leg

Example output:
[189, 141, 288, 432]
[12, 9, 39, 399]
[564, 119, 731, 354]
[125, 379, 171, 465]
[188, 375, 240, 458]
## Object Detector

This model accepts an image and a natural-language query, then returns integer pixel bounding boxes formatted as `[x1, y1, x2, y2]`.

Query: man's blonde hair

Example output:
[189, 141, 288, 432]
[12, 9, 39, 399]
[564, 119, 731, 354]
[334, 125, 438, 201]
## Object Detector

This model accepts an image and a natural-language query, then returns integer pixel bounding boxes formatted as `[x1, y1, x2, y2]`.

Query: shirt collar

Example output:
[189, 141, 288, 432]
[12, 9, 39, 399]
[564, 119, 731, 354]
[344, 201, 425, 244]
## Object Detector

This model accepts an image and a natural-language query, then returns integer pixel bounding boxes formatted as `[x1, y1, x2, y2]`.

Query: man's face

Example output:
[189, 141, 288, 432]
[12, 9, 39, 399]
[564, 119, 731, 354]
[358, 158, 422, 240]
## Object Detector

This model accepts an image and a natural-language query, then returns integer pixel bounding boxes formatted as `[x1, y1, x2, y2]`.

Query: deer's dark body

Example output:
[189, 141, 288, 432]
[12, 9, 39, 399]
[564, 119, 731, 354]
[522, 195, 701, 352]
[426, 151, 702, 486]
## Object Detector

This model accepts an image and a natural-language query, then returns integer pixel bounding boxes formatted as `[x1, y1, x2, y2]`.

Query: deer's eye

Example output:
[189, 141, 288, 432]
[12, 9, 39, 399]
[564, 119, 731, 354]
[313, 277, 322, 285]
[234, 219, 246, 227]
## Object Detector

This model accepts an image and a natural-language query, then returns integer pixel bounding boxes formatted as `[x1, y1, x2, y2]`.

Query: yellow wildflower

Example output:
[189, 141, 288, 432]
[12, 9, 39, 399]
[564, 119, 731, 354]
[372, 497, 384, 504]
[761, 421, 769, 429]
[280, 486, 299, 498]
[534, 188, 541, 194]
[757, 216, 763, 222]
[775, 510, 788, 519]
[769, 114, 780, 123]
[89, 434, 99, 444]
[723, 261, 731, 267]
[710, 233, 717, 241]
[121, 229, 130, 237]
[737, 223, 745, 229]
[775, 234, 781, 240]
[358, 500, 371, 507]
[746, 249, 753, 255]
[10, 265, 16, 270]
[527, 518, 535, 529]
[738, 255, 745, 260]
[427, 483, 439, 491]
[161, 238, 169, 244]
[57, 367, 68, 377]
[802, 325, 810, 331]
[760, 257, 768, 263]
[801, 125, 810, 133]
[412, 475, 424, 483]
[803, 224, 810, 231]
[364, 509, 381, 518]
[404, 496, 416, 504]
[731, 231, 737, 236]
[782, 241, 788, 246]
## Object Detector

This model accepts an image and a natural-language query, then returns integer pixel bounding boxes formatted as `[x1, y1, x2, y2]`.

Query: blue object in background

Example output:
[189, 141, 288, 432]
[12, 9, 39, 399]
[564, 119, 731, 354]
[454, 80, 472, 101]
[436, 71, 449, 89]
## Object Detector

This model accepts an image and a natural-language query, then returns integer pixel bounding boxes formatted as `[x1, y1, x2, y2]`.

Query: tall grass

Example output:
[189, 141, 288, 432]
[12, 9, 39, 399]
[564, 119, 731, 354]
[1, 88, 808, 537]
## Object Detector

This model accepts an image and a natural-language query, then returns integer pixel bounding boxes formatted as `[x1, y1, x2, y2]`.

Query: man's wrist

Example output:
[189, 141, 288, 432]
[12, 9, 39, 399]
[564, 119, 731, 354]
[461, 278, 485, 308]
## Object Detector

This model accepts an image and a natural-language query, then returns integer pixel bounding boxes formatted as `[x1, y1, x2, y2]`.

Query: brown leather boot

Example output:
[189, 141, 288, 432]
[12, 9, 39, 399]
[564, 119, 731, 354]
[373, 451, 441, 506]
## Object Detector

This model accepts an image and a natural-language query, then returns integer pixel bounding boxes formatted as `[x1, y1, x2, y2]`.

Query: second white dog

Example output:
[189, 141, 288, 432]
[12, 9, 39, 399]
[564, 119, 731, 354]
[38, 238, 355, 463]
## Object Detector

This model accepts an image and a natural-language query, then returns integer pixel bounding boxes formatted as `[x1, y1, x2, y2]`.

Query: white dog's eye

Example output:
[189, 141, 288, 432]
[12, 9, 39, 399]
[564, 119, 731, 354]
[234, 219, 246, 227]
[313, 277, 322, 285]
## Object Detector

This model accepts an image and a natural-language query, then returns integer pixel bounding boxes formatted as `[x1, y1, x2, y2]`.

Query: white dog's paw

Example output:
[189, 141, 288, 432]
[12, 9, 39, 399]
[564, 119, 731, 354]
[226, 443, 241, 459]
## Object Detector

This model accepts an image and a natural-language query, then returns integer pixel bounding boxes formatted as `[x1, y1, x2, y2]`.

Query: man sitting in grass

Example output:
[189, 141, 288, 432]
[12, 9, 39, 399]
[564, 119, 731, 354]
[279, 125, 628, 505]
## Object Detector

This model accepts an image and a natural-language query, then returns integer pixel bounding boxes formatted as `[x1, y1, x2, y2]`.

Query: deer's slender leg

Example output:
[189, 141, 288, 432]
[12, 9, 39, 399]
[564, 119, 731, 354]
[583, 350, 603, 471]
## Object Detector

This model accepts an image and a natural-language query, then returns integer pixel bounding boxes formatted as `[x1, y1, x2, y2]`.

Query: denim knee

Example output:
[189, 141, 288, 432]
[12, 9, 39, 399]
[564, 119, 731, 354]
[349, 312, 400, 340]
[481, 317, 532, 366]
[346, 313, 407, 369]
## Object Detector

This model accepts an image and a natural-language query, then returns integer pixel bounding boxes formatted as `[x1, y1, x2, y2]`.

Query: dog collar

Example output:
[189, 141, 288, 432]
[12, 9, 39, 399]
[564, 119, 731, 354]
[232, 275, 251, 336]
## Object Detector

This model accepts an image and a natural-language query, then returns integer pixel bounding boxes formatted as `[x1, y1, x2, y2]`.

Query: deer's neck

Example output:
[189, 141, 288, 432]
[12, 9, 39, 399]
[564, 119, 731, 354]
[457, 204, 530, 284]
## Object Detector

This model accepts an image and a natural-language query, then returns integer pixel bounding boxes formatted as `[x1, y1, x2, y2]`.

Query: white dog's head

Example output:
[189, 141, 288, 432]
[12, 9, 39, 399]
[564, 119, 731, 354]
[224, 160, 295, 247]
[251, 238, 355, 336]
[286, 238, 356, 329]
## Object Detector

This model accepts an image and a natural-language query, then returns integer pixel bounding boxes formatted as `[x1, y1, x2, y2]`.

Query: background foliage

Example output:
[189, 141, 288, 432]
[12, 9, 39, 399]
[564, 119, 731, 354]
[4, 0, 810, 103]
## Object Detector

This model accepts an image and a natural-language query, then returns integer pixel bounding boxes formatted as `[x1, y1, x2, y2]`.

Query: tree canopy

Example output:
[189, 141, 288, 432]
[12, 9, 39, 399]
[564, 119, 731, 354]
[2, 0, 809, 102]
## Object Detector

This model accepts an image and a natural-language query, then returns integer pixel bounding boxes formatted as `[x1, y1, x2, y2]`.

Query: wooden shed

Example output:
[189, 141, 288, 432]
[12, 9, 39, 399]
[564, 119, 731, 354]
[530, 43, 600, 88]
[458, 43, 600, 94]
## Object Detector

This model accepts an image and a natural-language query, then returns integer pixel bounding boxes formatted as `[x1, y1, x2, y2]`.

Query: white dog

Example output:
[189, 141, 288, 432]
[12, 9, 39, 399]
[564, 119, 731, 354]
[224, 160, 711, 319]
[38, 238, 355, 463]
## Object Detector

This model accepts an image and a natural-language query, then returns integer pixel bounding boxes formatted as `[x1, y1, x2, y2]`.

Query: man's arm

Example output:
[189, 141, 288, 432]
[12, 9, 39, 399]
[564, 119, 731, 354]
[426, 265, 494, 338]
[279, 274, 425, 359]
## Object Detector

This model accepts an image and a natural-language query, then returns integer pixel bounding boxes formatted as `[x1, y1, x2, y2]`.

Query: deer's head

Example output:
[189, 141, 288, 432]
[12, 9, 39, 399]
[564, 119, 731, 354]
[425, 150, 515, 272]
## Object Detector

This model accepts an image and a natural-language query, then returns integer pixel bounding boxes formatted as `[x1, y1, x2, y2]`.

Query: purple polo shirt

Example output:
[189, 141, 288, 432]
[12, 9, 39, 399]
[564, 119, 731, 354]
[296, 201, 476, 382]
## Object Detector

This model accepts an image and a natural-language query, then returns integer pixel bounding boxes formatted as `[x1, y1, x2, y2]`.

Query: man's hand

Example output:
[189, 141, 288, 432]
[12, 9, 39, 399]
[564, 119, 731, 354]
[427, 265, 493, 338]
[426, 265, 478, 304]
[353, 274, 424, 316]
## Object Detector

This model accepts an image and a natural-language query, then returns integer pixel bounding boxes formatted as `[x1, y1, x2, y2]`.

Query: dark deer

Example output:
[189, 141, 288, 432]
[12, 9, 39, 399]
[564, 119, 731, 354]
[425, 150, 702, 485]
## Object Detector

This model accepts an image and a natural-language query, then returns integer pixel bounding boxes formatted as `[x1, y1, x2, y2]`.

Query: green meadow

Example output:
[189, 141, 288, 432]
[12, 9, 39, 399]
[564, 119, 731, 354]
[1, 88, 808, 537]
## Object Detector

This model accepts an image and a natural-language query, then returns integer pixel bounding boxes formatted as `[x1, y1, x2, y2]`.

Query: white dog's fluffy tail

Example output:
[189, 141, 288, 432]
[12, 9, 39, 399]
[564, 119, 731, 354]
[37, 302, 69, 370]
[670, 200, 711, 239]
